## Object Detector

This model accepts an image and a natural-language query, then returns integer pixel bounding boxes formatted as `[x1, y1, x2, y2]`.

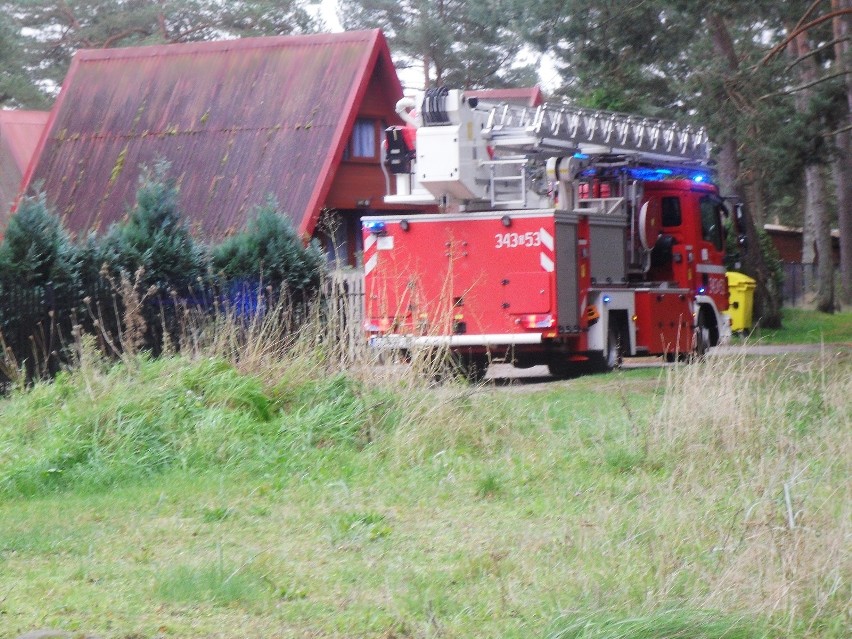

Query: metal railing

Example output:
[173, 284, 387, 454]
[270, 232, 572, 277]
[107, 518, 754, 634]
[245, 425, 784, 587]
[481, 101, 710, 164]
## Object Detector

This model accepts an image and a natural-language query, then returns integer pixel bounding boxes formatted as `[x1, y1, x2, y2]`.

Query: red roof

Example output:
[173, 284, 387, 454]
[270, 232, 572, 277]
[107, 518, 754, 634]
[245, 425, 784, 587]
[22, 30, 402, 239]
[0, 110, 49, 221]
[465, 87, 545, 108]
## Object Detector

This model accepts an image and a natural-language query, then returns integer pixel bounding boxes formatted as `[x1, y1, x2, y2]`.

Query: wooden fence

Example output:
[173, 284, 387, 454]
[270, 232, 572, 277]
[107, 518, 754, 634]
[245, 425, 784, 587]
[0, 270, 368, 384]
[325, 269, 366, 360]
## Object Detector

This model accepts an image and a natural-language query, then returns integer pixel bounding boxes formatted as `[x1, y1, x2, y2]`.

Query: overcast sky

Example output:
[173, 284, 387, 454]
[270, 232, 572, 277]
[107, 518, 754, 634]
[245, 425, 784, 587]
[315, 0, 343, 31]
[310, 0, 558, 93]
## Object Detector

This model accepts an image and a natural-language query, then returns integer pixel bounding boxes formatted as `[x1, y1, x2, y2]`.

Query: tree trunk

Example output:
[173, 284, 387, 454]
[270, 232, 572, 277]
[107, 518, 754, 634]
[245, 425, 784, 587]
[792, 30, 835, 312]
[707, 12, 783, 327]
[802, 193, 817, 297]
[423, 53, 432, 89]
[832, 0, 852, 305]
[804, 165, 835, 311]
[834, 130, 852, 306]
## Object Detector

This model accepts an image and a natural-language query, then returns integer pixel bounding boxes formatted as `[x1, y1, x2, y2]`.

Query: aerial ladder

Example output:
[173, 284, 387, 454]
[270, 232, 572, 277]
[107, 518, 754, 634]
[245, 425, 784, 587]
[384, 88, 712, 212]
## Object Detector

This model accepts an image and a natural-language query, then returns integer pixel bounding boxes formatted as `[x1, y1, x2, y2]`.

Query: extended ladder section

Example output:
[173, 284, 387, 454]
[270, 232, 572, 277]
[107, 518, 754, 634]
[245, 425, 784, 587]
[480, 101, 710, 166]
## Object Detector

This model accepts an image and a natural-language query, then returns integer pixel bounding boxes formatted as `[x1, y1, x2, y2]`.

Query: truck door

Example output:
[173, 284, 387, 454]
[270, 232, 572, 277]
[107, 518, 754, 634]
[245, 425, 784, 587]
[696, 194, 728, 310]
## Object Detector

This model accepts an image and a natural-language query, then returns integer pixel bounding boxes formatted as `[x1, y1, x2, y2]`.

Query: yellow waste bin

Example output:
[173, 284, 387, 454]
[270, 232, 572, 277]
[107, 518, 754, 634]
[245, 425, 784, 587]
[724, 271, 756, 334]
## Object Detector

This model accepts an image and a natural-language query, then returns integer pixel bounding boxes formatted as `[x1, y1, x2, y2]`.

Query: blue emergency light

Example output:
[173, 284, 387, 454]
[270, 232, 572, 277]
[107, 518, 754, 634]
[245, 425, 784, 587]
[364, 221, 387, 235]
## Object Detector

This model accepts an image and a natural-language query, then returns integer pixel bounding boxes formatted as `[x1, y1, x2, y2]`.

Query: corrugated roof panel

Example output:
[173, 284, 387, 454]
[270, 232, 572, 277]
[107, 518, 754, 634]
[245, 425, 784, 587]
[0, 111, 50, 171]
[0, 110, 50, 222]
[24, 30, 401, 240]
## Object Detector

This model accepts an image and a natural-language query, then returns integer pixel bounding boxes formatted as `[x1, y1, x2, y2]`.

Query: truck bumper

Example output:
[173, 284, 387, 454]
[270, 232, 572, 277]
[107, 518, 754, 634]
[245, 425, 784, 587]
[368, 333, 544, 349]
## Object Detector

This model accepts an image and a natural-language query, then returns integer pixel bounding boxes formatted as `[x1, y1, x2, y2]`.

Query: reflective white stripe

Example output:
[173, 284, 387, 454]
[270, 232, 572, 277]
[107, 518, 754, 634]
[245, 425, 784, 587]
[364, 253, 378, 276]
[540, 253, 555, 272]
[696, 264, 726, 274]
[539, 227, 554, 251]
[364, 234, 377, 251]
[370, 333, 544, 348]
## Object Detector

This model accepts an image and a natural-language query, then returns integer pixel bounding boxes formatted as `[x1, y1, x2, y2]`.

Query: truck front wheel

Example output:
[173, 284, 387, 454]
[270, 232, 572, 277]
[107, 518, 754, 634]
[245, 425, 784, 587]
[693, 308, 712, 358]
[590, 326, 622, 373]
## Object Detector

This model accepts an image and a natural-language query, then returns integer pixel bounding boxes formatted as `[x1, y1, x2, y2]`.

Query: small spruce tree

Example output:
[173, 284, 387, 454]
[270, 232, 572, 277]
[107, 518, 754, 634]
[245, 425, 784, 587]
[213, 196, 325, 300]
[100, 160, 205, 293]
[0, 192, 80, 297]
[0, 192, 81, 378]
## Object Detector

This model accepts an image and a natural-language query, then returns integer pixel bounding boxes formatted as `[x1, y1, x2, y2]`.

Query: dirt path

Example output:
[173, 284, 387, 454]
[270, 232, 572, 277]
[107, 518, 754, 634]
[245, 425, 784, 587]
[483, 342, 851, 384]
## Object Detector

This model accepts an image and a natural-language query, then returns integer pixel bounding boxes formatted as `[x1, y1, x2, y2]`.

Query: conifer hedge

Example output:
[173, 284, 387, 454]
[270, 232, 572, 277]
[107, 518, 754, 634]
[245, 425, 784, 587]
[0, 161, 326, 383]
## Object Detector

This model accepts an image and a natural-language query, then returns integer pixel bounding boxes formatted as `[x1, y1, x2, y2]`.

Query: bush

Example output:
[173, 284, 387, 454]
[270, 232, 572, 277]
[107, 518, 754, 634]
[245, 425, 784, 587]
[212, 196, 325, 301]
[0, 163, 332, 376]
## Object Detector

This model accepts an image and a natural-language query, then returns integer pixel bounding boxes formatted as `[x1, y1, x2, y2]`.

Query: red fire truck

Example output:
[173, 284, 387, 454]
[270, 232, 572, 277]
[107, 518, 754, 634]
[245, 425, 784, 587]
[364, 89, 738, 379]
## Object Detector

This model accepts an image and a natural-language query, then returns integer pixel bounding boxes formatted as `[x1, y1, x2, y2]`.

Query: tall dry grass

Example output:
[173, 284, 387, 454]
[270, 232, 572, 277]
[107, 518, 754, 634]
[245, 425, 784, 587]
[645, 349, 851, 633]
[1, 268, 847, 636]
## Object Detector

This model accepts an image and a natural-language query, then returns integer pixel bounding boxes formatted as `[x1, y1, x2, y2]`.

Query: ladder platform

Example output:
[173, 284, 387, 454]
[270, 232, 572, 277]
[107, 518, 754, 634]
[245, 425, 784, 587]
[480, 101, 710, 166]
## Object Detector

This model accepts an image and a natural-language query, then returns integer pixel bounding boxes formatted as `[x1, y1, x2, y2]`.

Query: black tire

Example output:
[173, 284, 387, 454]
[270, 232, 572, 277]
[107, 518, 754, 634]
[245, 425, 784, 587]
[589, 326, 621, 373]
[693, 308, 711, 359]
[459, 355, 489, 383]
[547, 359, 573, 379]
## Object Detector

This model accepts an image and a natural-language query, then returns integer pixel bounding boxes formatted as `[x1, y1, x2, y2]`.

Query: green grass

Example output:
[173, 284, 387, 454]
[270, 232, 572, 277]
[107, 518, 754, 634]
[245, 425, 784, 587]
[0, 349, 848, 638]
[155, 559, 274, 606]
[747, 307, 852, 344]
[546, 609, 772, 639]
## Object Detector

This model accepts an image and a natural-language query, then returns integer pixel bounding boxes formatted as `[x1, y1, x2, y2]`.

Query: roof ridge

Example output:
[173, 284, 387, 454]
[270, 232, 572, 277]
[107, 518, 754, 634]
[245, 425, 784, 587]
[76, 29, 382, 61]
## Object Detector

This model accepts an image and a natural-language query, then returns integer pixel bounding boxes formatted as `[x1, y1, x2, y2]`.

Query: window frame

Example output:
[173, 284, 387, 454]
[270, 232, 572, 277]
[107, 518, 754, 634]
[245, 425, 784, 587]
[661, 196, 682, 227]
[699, 195, 725, 251]
[343, 118, 380, 163]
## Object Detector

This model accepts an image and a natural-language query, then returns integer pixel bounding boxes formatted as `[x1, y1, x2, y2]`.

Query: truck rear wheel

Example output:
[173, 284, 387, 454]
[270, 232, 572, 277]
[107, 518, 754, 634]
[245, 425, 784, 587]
[548, 359, 581, 379]
[458, 355, 489, 383]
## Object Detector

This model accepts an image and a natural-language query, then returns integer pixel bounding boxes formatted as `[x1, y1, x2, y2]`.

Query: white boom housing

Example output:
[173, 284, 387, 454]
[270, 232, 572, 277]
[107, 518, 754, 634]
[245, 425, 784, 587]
[383, 89, 712, 212]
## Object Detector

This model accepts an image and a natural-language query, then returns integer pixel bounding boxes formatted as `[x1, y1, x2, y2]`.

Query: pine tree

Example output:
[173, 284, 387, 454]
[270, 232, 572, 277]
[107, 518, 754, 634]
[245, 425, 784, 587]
[212, 196, 324, 301]
[0, 193, 81, 376]
[0, 15, 45, 107]
[0, 192, 80, 296]
[0, 0, 320, 104]
[100, 160, 204, 294]
[339, 0, 537, 89]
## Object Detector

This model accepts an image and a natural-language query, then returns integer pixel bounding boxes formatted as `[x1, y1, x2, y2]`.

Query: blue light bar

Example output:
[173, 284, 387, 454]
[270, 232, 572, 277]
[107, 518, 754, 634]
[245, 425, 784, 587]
[603, 295, 611, 304]
[364, 221, 387, 235]
[626, 167, 714, 184]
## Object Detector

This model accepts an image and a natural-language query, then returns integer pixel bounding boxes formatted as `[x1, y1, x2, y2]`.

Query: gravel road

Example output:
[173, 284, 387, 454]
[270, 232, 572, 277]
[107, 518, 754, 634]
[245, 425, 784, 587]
[483, 342, 851, 383]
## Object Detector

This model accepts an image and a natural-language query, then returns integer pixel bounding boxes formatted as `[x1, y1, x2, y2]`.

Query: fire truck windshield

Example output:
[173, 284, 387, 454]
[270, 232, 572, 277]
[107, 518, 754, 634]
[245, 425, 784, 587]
[700, 196, 725, 251]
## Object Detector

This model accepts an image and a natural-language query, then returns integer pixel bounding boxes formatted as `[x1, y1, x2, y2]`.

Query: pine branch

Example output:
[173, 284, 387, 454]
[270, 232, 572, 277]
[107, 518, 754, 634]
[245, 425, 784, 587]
[785, 35, 851, 72]
[758, 9, 852, 67]
[102, 29, 152, 49]
[758, 69, 851, 100]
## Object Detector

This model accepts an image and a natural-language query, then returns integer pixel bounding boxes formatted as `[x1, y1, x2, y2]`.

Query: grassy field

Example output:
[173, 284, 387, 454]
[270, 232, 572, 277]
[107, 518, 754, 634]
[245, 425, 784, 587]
[0, 327, 849, 638]
[746, 308, 852, 344]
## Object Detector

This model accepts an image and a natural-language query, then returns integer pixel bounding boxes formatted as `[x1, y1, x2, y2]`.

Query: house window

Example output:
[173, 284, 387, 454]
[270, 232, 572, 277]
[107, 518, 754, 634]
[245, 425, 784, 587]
[346, 118, 377, 160]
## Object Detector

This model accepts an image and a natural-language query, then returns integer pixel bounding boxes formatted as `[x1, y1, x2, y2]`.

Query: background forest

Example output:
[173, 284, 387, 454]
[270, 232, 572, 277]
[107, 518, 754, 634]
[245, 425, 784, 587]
[0, 0, 849, 322]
